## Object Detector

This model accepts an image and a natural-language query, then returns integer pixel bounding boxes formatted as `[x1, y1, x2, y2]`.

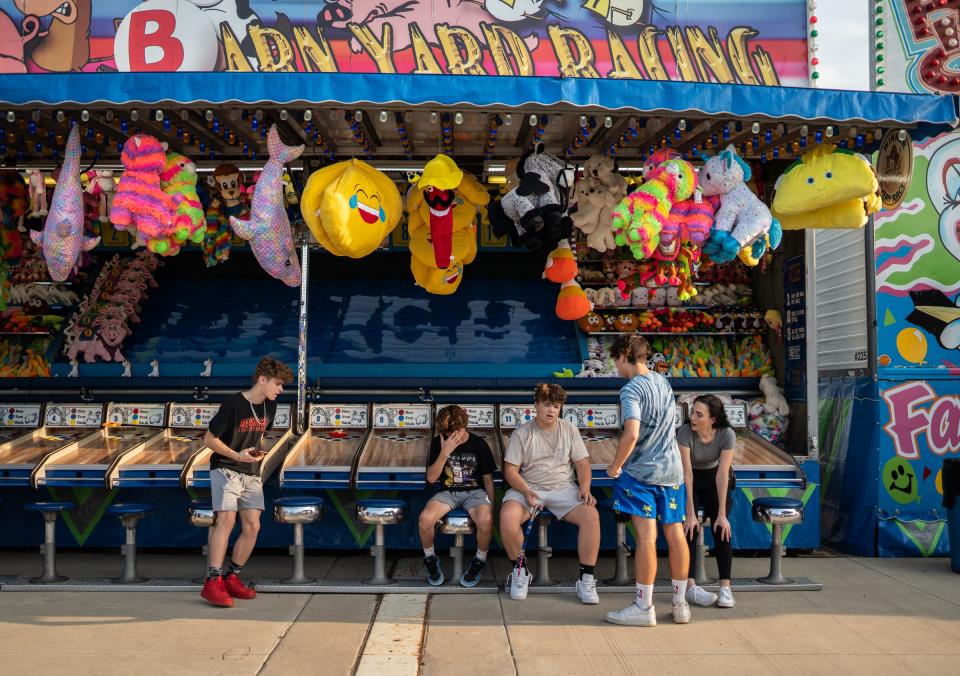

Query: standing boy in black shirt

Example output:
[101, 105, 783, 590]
[201, 356, 293, 608]
[419, 405, 497, 587]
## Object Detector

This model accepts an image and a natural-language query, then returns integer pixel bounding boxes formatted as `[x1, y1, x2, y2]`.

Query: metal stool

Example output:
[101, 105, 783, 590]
[599, 499, 631, 585]
[693, 510, 712, 586]
[274, 497, 324, 584]
[533, 509, 556, 586]
[751, 496, 804, 585]
[439, 509, 475, 582]
[356, 499, 406, 585]
[187, 500, 215, 583]
[24, 501, 75, 583]
[106, 503, 156, 583]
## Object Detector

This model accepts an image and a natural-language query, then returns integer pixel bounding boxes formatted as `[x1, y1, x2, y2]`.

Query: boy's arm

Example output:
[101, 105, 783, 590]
[203, 430, 259, 463]
[609, 419, 640, 478]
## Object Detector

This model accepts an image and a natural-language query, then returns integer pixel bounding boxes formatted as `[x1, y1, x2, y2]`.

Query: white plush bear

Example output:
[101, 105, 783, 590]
[759, 374, 790, 415]
[583, 154, 628, 195]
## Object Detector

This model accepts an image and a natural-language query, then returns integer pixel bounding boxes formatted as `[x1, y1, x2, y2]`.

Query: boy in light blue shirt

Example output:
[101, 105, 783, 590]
[604, 335, 692, 627]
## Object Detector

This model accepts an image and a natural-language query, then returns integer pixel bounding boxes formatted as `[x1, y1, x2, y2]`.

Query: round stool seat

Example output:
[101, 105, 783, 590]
[536, 508, 554, 519]
[439, 509, 474, 535]
[274, 496, 324, 524]
[107, 503, 156, 517]
[357, 499, 405, 525]
[187, 501, 215, 528]
[25, 501, 75, 512]
[752, 497, 803, 525]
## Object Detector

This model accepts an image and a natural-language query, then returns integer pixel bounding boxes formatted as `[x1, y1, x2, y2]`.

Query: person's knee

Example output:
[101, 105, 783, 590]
[473, 508, 493, 532]
[215, 511, 237, 530]
[242, 517, 261, 536]
[500, 504, 523, 532]
[418, 511, 436, 531]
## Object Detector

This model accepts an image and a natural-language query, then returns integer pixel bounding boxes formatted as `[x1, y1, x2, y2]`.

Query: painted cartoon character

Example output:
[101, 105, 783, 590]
[580, 0, 649, 27]
[0, 10, 39, 73]
[185, 0, 260, 46]
[14, 0, 91, 72]
[925, 137, 960, 264]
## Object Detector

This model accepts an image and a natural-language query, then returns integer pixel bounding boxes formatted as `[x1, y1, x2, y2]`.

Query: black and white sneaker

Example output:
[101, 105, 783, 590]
[459, 557, 486, 588]
[424, 555, 444, 586]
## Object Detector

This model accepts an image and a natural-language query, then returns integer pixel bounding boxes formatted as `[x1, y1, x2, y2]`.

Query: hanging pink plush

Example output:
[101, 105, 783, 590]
[110, 134, 177, 255]
[229, 125, 304, 287]
[30, 126, 100, 282]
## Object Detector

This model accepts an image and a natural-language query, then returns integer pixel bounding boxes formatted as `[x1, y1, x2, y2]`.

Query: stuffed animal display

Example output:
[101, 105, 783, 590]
[110, 134, 179, 255]
[27, 169, 48, 218]
[159, 153, 205, 254]
[772, 144, 881, 230]
[301, 158, 402, 258]
[748, 374, 790, 443]
[204, 163, 247, 267]
[699, 145, 781, 266]
[544, 239, 592, 320]
[84, 169, 115, 224]
[406, 155, 488, 294]
[570, 154, 626, 253]
[30, 126, 100, 282]
[229, 126, 304, 287]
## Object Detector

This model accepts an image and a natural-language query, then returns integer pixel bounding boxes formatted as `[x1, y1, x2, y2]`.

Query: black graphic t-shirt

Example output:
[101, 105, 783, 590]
[426, 432, 496, 492]
[208, 392, 276, 476]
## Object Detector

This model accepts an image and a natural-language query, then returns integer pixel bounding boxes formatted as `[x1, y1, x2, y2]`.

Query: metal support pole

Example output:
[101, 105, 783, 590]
[534, 514, 554, 586]
[296, 241, 310, 436]
[804, 229, 820, 460]
[116, 515, 145, 584]
[33, 511, 66, 583]
[606, 521, 632, 586]
[284, 523, 314, 584]
[694, 513, 710, 586]
[366, 523, 395, 585]
[759, 523, 789, 585]
[451, 533, 465, 581]
[864, 215, 879, 377]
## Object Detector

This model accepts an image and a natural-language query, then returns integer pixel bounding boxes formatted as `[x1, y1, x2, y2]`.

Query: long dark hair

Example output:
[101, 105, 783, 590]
[693, 394, 730, 430]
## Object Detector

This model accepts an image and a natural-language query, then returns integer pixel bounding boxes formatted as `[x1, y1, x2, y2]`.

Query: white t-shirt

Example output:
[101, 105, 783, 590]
[504, 419, 589, 491]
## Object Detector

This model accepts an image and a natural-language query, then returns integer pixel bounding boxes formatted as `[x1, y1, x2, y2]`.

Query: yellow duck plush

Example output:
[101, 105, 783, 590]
[300, 159, 402, 257]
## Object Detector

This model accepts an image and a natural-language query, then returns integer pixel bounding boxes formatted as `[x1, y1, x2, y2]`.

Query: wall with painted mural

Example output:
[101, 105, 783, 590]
[875, 0, 960, 94]
[0, 0, 808, 82]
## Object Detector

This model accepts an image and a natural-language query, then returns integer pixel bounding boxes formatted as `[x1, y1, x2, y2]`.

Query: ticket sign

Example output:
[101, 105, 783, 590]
[310, 405, 368, 428]
[274, 404, 291, 429]
[452, 405, 496, 428]
[373, 405, 432, 428]
[0, 404, 42, 427]
[725, 404, 748, 429]
[44, 404, 103, 427]
[500, 406, 536, 428]
[562, 405, 620, 428]
[168, 403, 220, 428]
[105, 403, 167, 427]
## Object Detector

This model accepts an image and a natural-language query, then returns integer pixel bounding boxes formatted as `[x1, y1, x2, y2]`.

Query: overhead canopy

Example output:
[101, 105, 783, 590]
[0, 73, 955, 129]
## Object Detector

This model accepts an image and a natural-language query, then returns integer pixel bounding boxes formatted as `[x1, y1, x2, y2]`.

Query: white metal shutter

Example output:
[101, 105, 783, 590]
[814, 229, 869, 372]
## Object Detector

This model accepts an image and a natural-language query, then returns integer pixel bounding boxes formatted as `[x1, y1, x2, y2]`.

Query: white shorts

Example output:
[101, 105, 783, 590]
[504, 484, 583, 520]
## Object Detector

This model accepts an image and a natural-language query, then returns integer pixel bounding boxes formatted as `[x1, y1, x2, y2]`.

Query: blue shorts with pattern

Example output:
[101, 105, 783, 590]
[612, 473, 686, 524]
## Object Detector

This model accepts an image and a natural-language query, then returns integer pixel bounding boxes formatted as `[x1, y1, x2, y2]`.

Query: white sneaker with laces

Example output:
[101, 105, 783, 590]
[717, 586, 736, 608]
[686, 584, 718, 607]
[672, 600, 692, 624]
[576, 575, 600, 604]
[606, 602, 656, 626]
[509, 568, 532, 601]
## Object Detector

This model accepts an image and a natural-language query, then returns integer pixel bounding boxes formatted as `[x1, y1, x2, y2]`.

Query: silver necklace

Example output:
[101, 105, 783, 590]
[247, 393, 265, 425]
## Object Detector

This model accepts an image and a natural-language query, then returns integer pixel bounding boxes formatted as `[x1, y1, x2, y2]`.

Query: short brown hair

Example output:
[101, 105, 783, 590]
[534, 383, 567, 406]
[435, 405, 469, 436]
[609, 335, 651, 364]
[253, 356, 293, 384]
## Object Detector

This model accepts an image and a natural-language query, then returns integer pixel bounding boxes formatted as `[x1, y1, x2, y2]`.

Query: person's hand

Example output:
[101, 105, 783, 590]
[236, 447, 261, 463]
[684, 507, 699, 539]
[579, 486, 597, 506]
[440, 429, 468, 456]
[714, 514, 732, 542]
[525, 490, 540, 508]
[606, 465, 622, 479]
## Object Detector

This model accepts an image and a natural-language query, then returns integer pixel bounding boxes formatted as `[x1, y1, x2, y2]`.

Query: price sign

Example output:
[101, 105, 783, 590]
[44, 404, 103, 427]
[372, 405, 432, 428]
[0, 404, 42, 427]
[105, 403, 166, 426]
[168, 403, 220, 428]
[452, 405, 496, 428]
[499, 406, 536, 428]
[562, 405, 620, 428]
[724, 404, 748, 428]
[310, 405, 368, 428]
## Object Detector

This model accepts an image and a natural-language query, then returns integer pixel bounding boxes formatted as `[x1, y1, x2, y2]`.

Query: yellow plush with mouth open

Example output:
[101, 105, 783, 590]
[301, 159, 402, 257]
[772, 145, 881, 230]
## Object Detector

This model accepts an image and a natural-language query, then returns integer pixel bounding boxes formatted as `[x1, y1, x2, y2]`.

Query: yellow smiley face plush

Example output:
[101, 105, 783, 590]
[301, 159, 402, 257]
[410, 255, 465, 295]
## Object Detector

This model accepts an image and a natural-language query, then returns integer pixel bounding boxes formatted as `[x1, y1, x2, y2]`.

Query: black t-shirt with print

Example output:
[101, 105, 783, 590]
[208, 392, 276, 476]
[426, 432, 496, 492]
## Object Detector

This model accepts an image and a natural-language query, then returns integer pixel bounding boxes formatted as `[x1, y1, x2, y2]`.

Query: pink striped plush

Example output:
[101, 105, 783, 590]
[110, 134, 175, 242]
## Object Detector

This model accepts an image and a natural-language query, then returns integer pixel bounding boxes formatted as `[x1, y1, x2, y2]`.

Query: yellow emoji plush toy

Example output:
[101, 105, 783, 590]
[301, 159, 402, 257]
[772, 145, 881, 230]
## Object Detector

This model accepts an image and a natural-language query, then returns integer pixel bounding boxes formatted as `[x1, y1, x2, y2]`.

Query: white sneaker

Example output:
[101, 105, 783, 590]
[717, 587, 736, 608]
[672, 600, 692, 624]
[606, 602, 656, 626]
[508, 568, 532, 601]
[576, 576, 600, 604]
[685, 584, 718, 607]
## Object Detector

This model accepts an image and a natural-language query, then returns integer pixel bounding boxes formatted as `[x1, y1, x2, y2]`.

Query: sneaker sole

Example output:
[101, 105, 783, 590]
[427, 577, 445, 587]
[717, 601, 735, 608]
[673, 614, 691, 624]
[605, 615, 656, 627]
[459, 576, 480, 588]
[578, 595, 600, 605]
[201, 595, 234, 608]
[688, 597, 718, 607]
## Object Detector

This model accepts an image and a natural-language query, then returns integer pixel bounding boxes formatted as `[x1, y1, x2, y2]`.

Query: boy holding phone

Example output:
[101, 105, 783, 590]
[201, 356, 293, 607]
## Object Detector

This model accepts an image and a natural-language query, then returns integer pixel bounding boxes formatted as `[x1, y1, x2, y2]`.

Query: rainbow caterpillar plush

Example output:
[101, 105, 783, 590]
[159, 152, 205, 255]
[611, 159, 697, 260]
[110, 134, 177, 255]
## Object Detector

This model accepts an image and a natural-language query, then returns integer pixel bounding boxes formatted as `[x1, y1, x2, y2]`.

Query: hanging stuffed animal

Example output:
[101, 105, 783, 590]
[611, 159, 697, 260]
[110, 134, 177, 255]
[301, 158, 402, 257]
[699, 144, 781, 266]
[570, 154, 625, 253]
[27, 169, 48, 218]
[203, 163, 247, 267]
[556, 278, 593, 321]
[160, 153, 205, 255]
[30, 127, 100, 282]
[543, 239, 578, 283]
[229, 125, 304, 287]
[83, 169, 115, 224]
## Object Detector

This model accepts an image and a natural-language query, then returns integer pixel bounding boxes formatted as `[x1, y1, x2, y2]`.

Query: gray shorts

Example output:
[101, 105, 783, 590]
[504, 484, 583, 520]
[211, 467, 264, 512]
[428, 489, 492, 512]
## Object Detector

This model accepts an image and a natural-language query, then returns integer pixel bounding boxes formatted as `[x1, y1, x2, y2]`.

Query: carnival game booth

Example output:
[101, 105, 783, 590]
[0, 0, 956, 573]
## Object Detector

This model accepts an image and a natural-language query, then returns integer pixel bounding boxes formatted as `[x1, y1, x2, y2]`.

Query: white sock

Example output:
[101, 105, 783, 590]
[475, 549, 488, 562]
[635, 583, 653, 609]
[672, 579, 688, 605]
[423, 546, 435, 558]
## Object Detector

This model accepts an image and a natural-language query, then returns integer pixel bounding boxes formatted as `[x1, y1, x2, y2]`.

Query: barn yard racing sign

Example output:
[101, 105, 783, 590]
[883, 381, 960, 459]
[0, 0, 809, 84]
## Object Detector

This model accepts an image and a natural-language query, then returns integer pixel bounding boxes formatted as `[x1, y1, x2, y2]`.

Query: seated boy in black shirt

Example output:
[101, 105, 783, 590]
[419, 405, 497, 587]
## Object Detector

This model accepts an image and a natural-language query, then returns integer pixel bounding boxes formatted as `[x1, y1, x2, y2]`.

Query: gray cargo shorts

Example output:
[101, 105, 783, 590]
[428, 488, 492, 512]
[211, 467, 265, 512]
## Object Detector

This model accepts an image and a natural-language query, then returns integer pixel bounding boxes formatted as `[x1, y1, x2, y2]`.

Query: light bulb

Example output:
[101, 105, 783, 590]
[504, 114, 512, 126]
[154, 110, 163, 122]
[280, 109, 288, 121]
[897, 129, 906, 141]
[204, 109, 213, 121]
[604, 116, 613, 128]
[579, 115, 587, 128]
[751, 122, 760, 134]
[180, 110, 189, 121]
[303, 109, 312, 122]
[379, 110, 388, 123]
[800, 125, 808, 136]
[255, 109, 264, 120]
[678, 119, 687, 131]
[81, 110, 90, 122]
[6, 111, 14, 123]
[430, 111, 439, 124]
[354, 110, 363, 122]
[455, 112, 463, 125]
[56, 110, 65, 122]
[529, 114, 538, 126]
[825, 125, 834, 138]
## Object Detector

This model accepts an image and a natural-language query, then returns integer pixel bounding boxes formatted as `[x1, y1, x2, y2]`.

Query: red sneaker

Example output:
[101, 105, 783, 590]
[201, 576, 234, 607]
[224, 573, 257, 600]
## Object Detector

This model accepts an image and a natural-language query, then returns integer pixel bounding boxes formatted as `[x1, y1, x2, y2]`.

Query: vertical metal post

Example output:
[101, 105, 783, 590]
[694, 513, 709, 585]
[759, 524, 788, 585]
[805, 229, 819, 460]
[451, 533, 465, 581]
[116, 515, 145, 584]
[296, 241, 310, 435]
[33, 511, 65, 583]
[285, 523, 313, 584]
[864, 215, 879, 377]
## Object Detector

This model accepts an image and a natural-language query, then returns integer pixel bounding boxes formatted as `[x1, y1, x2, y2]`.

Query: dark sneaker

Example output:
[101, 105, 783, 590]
[424, 555, 444, 586]
[201, 576, 234, 607]
[224, 573, 257, 599]
[459, 557, 486, 588]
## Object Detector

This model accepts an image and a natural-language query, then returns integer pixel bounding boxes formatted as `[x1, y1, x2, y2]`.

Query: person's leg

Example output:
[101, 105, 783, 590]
[418, 498, 453, 555]
[686, 483, 704, 588]
[230, 508, 262, 567]
[207, 469, 240, 577]
[500, 497, 531, 561]
[697, 480, 732, 585]
[632, 515, 658, 605]
[208, 510, 236, 574]
[562, 503, 600, 568]
[467, 503, 494, 554]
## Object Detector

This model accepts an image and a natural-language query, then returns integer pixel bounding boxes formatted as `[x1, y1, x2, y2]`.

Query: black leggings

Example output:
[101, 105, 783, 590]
[686, 467, 733, 581]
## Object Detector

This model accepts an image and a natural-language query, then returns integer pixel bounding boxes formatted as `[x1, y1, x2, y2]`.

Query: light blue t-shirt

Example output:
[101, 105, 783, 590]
[619, 372, 683, 486]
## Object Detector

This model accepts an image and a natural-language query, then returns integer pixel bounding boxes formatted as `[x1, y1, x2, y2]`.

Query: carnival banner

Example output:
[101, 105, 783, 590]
[874, 0, 960, 94]
[0, 0, 809, 84]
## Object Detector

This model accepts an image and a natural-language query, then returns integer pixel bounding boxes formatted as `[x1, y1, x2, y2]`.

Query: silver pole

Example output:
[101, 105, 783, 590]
[296, 241, 310, 435]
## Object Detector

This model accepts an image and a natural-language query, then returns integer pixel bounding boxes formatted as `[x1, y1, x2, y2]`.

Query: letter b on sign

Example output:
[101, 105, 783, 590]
[114, 0, 219, 72]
